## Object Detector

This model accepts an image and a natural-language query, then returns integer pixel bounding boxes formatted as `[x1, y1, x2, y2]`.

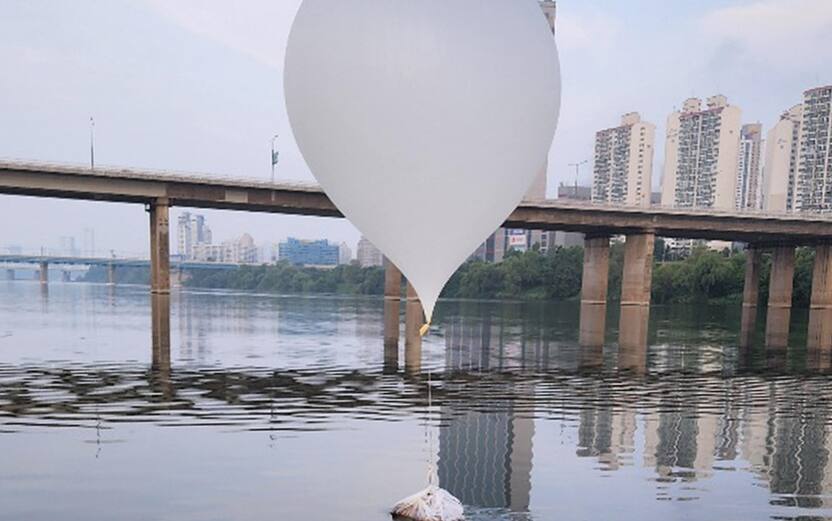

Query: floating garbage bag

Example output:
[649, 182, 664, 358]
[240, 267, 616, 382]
[391, 485, 464, 521]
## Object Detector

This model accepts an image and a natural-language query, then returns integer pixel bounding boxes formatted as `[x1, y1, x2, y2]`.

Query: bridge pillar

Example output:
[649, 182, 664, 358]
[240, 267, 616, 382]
[808, 244, 832, 350]
[61, 270, 71, 282]
[383, 258, 402, 370]
[619, 232, 654, 351]
[579, 235, 610, 347]
[765, 245, 795, 349]
[740, 247, 762, 348]
[39, 261, 48, 285]
[107, 264, 116, 286]
[5, 269, 13, 281]
[149, 199, 170, 295]
[151, 294, 171, 381]
[404, 281, 424, 374]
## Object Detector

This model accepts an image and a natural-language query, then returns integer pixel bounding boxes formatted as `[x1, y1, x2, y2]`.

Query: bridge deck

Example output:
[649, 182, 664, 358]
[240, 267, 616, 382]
[2, 160, 831, 244]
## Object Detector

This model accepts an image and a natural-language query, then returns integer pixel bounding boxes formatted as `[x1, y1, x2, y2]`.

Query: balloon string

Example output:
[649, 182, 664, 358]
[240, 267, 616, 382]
[426, 367, 437, 487]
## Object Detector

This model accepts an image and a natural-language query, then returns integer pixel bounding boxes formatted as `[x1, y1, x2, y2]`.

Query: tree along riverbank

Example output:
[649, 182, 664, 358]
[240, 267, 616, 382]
[80, 245, 816, 307]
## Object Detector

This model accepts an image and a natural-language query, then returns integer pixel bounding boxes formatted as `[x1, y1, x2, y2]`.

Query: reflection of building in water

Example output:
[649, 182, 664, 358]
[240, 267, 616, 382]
[439, 306, 538, 510]
[745, 380, 832, 508]
[643, 411, 710, 479]
[577, 403, 636, 471]
[442, 309, 560, 373]
[438, 396, 534, 511]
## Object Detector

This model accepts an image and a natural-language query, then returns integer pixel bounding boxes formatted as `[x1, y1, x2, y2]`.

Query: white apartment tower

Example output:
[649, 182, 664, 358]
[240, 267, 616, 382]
[356, 236, 383, 268]
[735, 123, 764, 211]
[176, 211, 213, 259]
[592, 112, 655, 207]
[795, 85, 832, 213]
[763, 104, 803, 213]
[662, 95, 742, 210]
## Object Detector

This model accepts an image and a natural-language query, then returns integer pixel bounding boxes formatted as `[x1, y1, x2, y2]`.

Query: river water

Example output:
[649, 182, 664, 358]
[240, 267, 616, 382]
[1, 281, 831, 521]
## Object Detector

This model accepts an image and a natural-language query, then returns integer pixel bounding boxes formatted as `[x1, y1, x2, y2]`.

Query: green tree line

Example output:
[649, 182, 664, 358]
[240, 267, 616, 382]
[80, 244, 817, 307]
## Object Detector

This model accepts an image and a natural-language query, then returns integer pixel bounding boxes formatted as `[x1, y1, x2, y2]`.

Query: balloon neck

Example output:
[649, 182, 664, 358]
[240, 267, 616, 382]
[419, 322, 431, 337]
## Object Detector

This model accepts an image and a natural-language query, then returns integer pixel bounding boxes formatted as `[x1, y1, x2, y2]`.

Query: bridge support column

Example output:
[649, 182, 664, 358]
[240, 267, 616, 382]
[619, 232, 654, 351]
[404, 281, 424, 374]
[6, 269, 14, 281]
[39, 261, 48, 285]
[107, 264, 116, 286]
[740, 247, 762, 348]
[765, 245, 795, 349]
[383, 258, 402, 371]
[61, 270, 71, 282]
[149, 199, 170, 295]
[580, 235, 609, 348]
[808, 244, 832, 350]
[151, 294, 171, 381]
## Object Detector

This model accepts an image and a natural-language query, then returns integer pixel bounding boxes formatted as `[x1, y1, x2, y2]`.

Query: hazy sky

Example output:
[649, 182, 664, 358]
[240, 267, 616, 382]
[1, 0, 830, 256]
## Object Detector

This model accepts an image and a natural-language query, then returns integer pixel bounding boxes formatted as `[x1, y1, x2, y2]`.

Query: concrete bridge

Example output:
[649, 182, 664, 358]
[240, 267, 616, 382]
[0, 252, 242, 285]
[3, 159, 832, 353]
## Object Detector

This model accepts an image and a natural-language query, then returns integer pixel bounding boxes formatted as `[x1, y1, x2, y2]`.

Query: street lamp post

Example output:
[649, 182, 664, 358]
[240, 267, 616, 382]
[90, 117, 95, 171]
[270, 134, 280, 183]
[568, 159, 588, 198]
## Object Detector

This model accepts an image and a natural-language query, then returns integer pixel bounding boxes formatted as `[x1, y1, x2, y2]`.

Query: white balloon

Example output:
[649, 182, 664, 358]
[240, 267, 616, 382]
[285, 0, 560, 323]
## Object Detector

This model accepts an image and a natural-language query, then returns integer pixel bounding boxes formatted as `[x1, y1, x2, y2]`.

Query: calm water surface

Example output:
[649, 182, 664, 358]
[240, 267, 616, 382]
[2, 281, 831, 520]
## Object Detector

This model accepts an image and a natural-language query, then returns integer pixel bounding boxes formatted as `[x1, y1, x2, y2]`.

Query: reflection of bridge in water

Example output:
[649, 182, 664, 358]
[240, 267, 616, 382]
[4, 159, 832, 360]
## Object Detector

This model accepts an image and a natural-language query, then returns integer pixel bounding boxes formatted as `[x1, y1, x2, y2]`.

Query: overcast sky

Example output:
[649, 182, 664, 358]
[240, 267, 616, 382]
[1, 0, 830, 256]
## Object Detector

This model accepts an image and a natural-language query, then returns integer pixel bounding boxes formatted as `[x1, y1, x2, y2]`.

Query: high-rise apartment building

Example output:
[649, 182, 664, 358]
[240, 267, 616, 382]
[193, 233, 257, 264]
[82, 228, 95, 257]
[763, 104, 803, 213]
[356, 236, 383, 268]
[735, 123, 763, 211]
[795, 85, 832, 213]
[338, 242, 352, 265]
[661, 95, 742, 210]
[592, 112, 655, 207]
[177, 211, 213, 259]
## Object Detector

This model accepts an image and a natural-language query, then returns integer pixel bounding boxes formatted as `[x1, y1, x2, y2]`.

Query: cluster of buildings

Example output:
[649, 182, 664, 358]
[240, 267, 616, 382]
[176, 211, 357, 268]
[470, 83, 831, 261]
[586, 86, 832, 253]
[176, 211, 258, 264]
[593, 86, 832, 216]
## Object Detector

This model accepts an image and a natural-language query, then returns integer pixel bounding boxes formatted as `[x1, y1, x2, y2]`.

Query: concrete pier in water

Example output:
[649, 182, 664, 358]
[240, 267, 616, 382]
[579, 235, 609, 347]
[808, 244, 832, 350]
[619, 233, 654, 350]
[765, 246, 795, 349]
[383, 259, 402, 370]
[149, 199, 170, 295]
[740, 248, 762, 348]
[404, 281, 424, 374]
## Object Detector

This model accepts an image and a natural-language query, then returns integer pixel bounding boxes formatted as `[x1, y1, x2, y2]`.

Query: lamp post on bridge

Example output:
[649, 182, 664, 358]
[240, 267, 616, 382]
[90, 117, 95, 171]
[270, 134, 280, 183]
[568, 159, 588, 198]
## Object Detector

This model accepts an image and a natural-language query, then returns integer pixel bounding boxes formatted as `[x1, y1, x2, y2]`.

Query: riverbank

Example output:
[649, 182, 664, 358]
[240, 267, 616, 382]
[80, 246, 817, 308]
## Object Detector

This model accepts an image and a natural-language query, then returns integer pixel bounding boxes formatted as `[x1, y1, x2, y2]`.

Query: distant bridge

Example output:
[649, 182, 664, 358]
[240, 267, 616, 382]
[0, 253, 243, 271]
[3, 159, 832, 353]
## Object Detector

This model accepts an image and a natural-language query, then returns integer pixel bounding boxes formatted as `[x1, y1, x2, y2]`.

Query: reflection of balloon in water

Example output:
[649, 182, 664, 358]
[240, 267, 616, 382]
[284, 0, 560, 324]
